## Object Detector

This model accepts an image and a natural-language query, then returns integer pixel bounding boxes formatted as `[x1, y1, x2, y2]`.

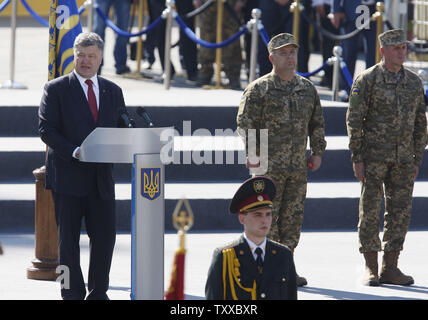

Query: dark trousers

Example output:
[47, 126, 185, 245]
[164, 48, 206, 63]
[340, 5, 377, 92]
[53, 190, 116, 300]
[319, 4, 339, 87]
[176, 0, 198, 79]
[148, 0, 175, 75]
[258, 0, 292, 76]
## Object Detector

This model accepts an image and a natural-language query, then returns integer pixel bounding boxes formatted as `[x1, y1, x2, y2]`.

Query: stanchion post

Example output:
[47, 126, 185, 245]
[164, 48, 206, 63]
[372, 2, 384, 64]
[290, 0, 302, 45]
[331, 45, 343, 102]
[87, 0, 94, 32]
[215, 0, 224, 88]
[163, 0, 174, 90]
[0, 0, 27, 89]
[248, 8, 261, 84]
[136, 0, 145, 73]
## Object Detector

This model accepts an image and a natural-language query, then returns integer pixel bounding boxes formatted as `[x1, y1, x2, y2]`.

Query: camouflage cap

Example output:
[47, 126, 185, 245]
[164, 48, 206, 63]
[378, 29, 407, 47]
[267, 33, 299, 54]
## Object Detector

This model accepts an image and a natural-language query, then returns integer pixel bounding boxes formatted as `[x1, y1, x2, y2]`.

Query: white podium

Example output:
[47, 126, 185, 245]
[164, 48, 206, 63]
[79, 127, 173, 300]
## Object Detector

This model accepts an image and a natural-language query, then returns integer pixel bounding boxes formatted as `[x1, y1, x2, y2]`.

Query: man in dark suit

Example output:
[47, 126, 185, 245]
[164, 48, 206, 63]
[39, 32, 130, 300]
[205, 177, 297, 300]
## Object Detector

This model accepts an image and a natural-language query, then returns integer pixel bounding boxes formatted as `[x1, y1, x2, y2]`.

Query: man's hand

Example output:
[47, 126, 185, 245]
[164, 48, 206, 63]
[246, 155, 260, 168]
[307, 155, 322, 171]
[274, 0, 289, 6]
[73, 147, 81, 160]
[353, 162, 365, 182]
[330, 12, 345, 29]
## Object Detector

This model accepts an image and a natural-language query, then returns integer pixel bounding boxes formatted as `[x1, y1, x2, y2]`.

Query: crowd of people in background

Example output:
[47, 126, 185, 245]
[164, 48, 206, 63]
[93, 0, 415, 92]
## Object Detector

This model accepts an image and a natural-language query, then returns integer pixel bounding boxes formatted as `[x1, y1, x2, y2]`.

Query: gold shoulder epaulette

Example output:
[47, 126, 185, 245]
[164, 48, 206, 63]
[222, 248, 256, 300]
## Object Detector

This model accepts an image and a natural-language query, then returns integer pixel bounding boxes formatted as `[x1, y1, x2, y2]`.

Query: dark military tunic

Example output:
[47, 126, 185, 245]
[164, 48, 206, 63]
[205, 235, 297, 300]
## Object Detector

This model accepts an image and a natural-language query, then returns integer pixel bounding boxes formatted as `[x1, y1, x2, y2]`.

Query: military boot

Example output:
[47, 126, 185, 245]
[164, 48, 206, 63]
[379, 251, 414, 286]
[290, 248, 307, 287]
[296, 273, 307, 287]
[362, 252, 379, 286]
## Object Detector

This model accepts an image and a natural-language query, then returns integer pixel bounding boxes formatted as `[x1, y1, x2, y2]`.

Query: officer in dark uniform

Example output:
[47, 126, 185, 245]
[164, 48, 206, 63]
[205, 177, 297, 300]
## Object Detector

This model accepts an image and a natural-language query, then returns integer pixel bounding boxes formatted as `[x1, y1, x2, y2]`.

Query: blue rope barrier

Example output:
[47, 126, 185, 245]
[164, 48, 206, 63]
[20, 0, 49, 27]
[340, 61, 353, 89]
[174, 13, 247, 49]
[95, 7, 162, 38]
[0, 0, 10, 13]
[296, 61, 328, 78]
[258, 26, 270, 47]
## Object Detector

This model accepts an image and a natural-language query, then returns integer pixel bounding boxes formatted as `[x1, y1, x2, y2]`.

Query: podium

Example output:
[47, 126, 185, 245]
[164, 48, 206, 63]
[80, 127, 174, 300]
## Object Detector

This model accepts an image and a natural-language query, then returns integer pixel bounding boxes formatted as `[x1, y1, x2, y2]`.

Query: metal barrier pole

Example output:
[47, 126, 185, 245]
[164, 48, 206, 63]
[1, 0, 27, 89]
[248, 8, 261, 83]
[290, 0, 301, 45]
[372, 2, 384, 64]
[87, 0, 94, 32]
[136, 0, 145, 73]
[331, 46, 343, 102]
[215, 0, 224, 88]
[163, 0, 174, 90]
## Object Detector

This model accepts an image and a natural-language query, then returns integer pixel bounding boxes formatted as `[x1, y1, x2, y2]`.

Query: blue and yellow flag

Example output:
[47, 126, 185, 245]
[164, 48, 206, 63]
[48, 0, 82, 80]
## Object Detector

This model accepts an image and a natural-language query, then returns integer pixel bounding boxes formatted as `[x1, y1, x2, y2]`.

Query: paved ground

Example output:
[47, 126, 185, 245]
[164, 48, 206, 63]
[1, 230, 428, 300]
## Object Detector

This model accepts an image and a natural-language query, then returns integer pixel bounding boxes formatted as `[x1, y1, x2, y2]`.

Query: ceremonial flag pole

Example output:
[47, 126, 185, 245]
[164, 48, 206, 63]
[165, 199, 194, 300]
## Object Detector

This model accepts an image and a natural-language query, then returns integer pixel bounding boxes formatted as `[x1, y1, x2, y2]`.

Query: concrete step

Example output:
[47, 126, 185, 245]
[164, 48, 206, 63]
[0, 101, 348, 136]
[1, 182, 428, 232]
[1, 137, 428, 182]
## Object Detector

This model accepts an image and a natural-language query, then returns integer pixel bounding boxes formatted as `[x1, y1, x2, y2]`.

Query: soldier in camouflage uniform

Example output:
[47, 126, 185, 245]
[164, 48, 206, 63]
[194, 0, 245, 88]
[236, 33, 327, 286]
[346, 29, 427, 287]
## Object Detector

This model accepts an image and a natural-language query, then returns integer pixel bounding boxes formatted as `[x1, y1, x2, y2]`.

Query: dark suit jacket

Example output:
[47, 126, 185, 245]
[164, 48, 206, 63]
[205, 235, 297, 300]
[39, 71, 128, 199]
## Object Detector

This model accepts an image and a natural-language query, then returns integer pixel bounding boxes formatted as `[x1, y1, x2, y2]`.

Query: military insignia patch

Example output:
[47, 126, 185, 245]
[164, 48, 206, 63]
[141, 168, 161, 201]
[253, 180, 265, 193]
[351, 88, 359, 96]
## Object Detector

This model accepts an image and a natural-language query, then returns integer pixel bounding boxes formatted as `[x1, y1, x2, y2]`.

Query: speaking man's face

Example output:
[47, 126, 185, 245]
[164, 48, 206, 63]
[74, 45, 103, 79]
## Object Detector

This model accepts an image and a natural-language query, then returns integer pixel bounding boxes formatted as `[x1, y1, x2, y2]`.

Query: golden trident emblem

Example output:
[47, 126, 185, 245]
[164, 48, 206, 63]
[143, 168, 160, 200]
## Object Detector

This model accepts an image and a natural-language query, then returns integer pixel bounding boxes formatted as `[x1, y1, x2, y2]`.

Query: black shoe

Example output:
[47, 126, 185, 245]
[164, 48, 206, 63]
[228, 79, 241, 90]
[196, 76, 211, 87]
[116, 66, 131, 75]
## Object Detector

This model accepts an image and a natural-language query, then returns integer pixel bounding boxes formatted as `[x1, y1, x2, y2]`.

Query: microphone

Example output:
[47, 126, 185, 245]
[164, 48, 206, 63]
[120, 112, 134, 128]
[136, 107, 154, 127]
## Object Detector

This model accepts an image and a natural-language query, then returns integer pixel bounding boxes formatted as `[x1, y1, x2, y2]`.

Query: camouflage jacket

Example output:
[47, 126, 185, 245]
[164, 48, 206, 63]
[237, 72, 326, 172]
[346, 62, 427, 165]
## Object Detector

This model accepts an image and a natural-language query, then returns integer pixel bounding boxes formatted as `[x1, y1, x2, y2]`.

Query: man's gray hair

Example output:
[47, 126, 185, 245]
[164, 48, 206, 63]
[73, 32, 104, 52]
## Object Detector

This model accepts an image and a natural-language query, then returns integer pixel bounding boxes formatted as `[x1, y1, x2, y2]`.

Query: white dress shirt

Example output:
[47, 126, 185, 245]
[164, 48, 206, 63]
[244, 233, 267, 262]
